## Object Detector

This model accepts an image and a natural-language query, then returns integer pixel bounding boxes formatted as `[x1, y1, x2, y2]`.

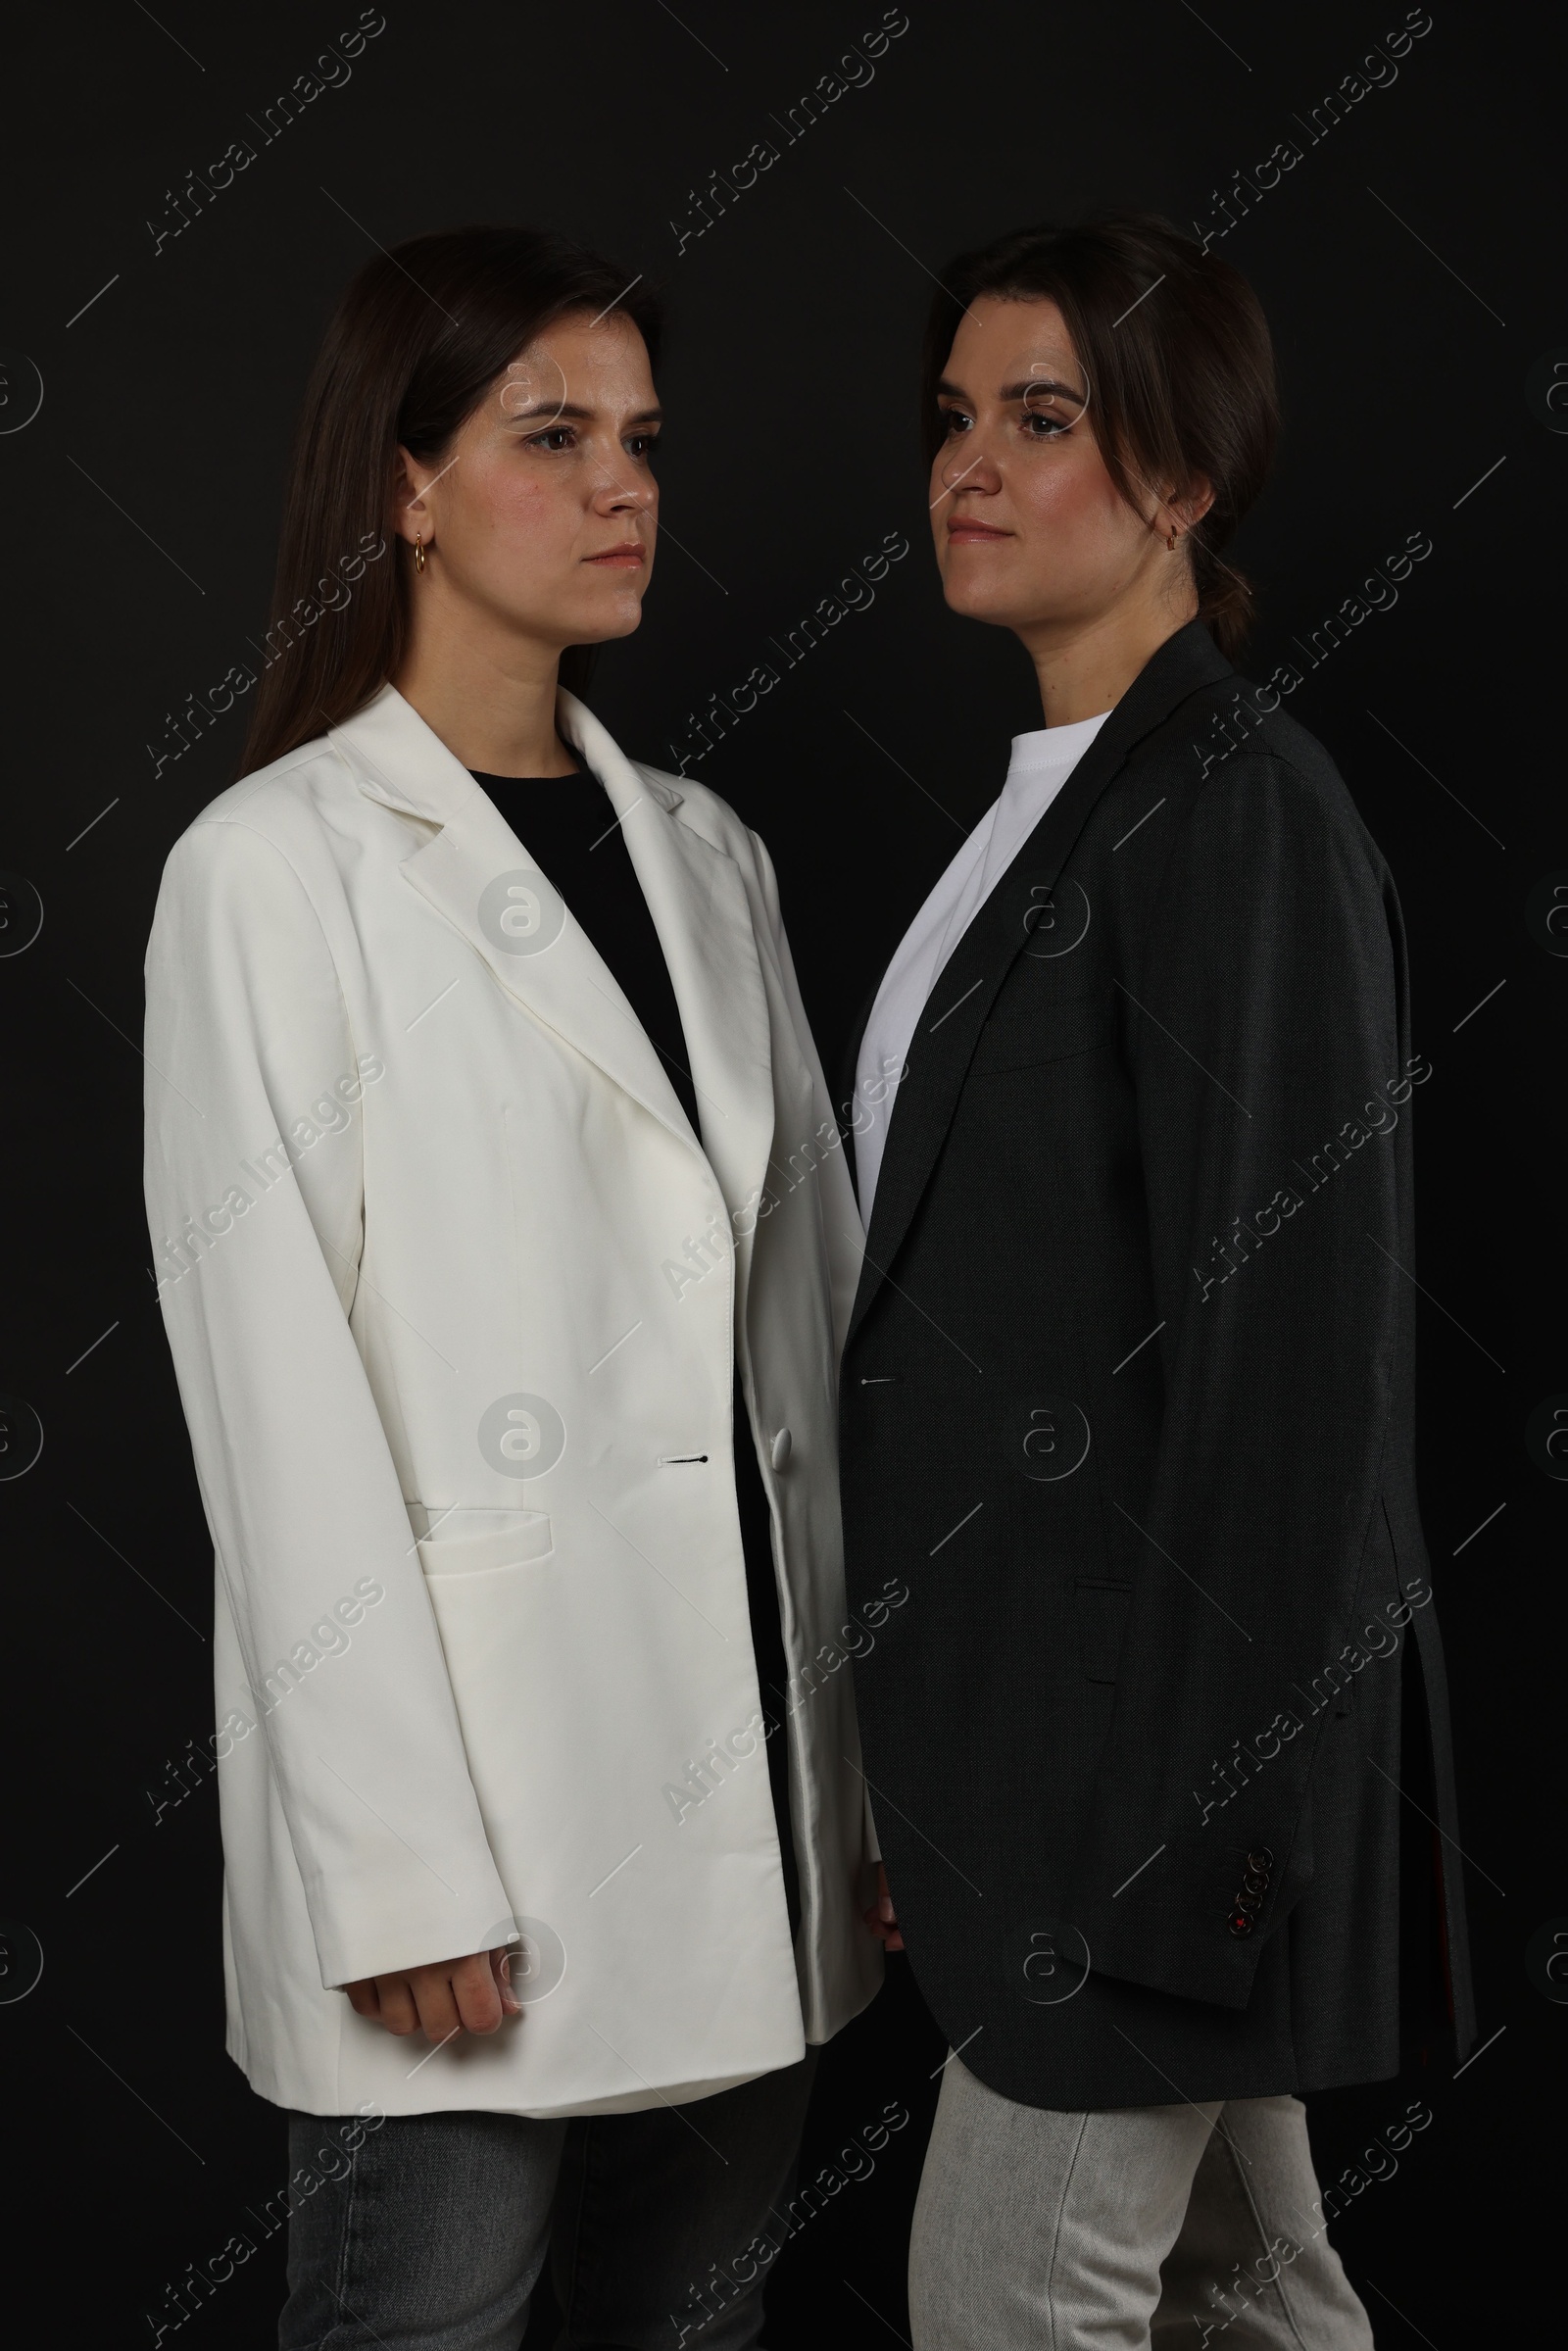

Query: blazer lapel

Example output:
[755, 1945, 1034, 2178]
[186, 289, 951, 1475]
[847, 622, 1234, 1349]
[559, 693, 776, 1254]
[330, 686, 696, 1148]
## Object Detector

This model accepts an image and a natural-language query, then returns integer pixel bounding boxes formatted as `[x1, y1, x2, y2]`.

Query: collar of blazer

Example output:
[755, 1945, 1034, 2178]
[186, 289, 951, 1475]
[328, 683, 776, 1240]
[846, 617, 1234, 1352]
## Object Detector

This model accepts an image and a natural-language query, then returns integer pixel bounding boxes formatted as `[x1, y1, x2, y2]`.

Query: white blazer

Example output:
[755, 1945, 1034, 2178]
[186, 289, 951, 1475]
[144, 683, 883, 2119]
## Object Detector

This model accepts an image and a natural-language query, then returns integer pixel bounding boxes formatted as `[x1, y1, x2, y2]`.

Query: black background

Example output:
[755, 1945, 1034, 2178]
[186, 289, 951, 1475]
[1, 2, 1558, 2340]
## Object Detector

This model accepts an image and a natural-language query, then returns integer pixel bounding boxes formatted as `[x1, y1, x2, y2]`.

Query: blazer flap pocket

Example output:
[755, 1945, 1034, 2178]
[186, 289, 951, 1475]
[412, 1506, 555, 1579]
[970, 992, 1115, 1076]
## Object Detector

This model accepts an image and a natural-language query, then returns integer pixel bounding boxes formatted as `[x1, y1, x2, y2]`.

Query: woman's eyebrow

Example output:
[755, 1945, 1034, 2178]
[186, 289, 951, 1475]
[504, 402, 665, 425]
[1000, 376, 1084, 402]
[505, 399, 595, 424]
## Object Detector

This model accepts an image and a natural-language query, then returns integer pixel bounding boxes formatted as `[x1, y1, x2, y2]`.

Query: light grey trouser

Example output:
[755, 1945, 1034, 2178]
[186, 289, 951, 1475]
[908, 2055, 1374, 2349]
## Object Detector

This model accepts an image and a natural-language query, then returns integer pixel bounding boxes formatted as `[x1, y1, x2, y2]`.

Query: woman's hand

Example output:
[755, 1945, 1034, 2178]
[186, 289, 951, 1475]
[344, 1945, 522, 2040]
[863, 1861, 905, 1951]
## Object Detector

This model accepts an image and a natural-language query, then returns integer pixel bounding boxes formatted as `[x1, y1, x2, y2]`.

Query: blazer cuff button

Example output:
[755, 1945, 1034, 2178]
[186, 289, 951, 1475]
[770, 1427, 792, 1470]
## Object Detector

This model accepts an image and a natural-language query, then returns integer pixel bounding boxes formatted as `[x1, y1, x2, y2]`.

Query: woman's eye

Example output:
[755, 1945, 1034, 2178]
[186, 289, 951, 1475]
[625, 433, 660, 461]
[1022, 409, 1071, 438]
[941, 409, 972, 435]
[527, 426, 576, 452]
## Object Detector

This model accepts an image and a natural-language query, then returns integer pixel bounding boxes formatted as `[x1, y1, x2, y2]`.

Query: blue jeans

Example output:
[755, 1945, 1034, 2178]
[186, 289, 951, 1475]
[279, 2050, 818, 2350]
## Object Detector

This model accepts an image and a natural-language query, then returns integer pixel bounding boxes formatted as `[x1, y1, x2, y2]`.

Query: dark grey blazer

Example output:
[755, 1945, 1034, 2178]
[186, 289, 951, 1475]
[839, 618, 1476, 2111]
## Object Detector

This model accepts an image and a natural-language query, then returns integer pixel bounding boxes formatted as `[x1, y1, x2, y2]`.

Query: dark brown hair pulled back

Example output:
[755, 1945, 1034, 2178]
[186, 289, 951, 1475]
[920, 212, 1278, 658]
[240, 224, 662, 778]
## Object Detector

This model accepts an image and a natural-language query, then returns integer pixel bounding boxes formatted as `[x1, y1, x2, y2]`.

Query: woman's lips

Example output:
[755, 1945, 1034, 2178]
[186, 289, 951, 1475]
[584, 544, 646, 566]
[947, 522, 1011, 543]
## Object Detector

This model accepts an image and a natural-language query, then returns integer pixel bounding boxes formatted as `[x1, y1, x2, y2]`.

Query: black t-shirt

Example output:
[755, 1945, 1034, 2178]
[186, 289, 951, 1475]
[468, 767, 800, 1936]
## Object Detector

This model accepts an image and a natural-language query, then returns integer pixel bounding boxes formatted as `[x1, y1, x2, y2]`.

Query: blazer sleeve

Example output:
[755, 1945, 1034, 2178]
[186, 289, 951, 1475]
[145, 815, 512, 1991]
[1062, 751, 1413, 2009]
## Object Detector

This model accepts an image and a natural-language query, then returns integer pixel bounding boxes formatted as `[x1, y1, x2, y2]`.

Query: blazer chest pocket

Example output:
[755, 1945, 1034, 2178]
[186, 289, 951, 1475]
[409, 1504, 555, 1580]
[969, 991, 1115, 1077]
[1075, 1578, 1131, 1683]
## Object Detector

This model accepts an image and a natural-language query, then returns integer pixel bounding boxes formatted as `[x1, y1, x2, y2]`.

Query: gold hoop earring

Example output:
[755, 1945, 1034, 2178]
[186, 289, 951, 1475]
[414, 534, 426, 573]
[1166, 524, 1178, 552]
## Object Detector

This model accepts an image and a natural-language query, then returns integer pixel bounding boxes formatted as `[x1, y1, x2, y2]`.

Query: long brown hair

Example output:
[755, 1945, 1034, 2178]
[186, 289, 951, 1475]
[919, 212, 1278, 657]
[240, 224, 663, 777]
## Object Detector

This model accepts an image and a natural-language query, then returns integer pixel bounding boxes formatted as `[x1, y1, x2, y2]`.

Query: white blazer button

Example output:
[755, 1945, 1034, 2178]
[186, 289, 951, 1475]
[770, 1427, 792, 1471]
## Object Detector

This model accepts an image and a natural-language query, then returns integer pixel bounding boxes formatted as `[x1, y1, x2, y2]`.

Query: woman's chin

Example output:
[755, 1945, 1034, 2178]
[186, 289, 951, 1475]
[564, 595, 646, 648]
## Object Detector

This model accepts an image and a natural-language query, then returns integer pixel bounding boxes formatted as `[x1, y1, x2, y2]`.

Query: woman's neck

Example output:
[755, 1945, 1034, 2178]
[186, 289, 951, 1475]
[1020, 581, 1200, 727]
[393, 602, 578, 777]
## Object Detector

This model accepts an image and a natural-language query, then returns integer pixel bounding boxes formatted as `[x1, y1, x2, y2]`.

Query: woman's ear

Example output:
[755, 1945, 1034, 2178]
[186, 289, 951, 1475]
[1175, 472, 1216, 535]
[393, 444, 433, 552]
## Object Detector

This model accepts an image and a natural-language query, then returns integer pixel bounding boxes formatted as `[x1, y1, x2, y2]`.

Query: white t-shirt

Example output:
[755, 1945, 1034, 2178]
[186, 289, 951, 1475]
[853, 710, 1111, 1226]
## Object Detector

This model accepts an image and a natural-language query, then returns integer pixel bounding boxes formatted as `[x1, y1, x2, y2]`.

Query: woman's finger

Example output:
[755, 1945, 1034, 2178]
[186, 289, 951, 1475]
[372, 1974, 421, 2036]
